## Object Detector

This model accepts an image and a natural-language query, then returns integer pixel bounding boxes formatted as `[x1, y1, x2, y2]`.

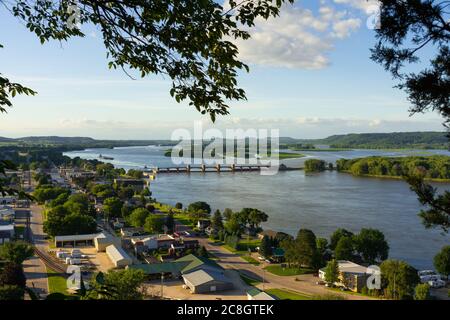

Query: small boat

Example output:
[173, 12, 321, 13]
[99, 154, 114, 160]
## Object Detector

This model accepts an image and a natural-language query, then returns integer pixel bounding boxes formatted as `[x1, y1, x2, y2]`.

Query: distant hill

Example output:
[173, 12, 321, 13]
[0, 132, 448, 150]
[18, 136, 96, 145]
[313, 132, 449, 149]
[0, 136, 178, 149]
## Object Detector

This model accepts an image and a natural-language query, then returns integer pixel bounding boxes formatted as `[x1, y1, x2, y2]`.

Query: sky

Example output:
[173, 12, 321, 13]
[0, 0, 445, 140]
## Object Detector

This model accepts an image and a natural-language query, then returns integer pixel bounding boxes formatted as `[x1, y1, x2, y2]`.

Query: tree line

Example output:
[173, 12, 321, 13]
[337, 156, 450, 180]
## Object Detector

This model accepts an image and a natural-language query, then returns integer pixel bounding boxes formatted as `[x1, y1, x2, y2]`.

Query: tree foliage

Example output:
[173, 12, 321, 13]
[434, 245, 450, 278]
[372, 0, 450, 128]
[406, 174, 450, 231]
[414, 283, 431, 300]
[128, 207, 150, 228]
[324, 259, 339, 285]
[353, 228, 389, 264]
[2, 0, 294, 120]
[0, 241, 34, 265]
[380, 259, 419, 300]
[304, 159, 326, 173]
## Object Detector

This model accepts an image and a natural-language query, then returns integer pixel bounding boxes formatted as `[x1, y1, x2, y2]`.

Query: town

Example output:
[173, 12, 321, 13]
[0, 152, 449, 301]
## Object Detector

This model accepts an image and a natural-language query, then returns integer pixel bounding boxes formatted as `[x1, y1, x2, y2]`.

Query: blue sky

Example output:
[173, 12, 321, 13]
[0, 0, 445, 139]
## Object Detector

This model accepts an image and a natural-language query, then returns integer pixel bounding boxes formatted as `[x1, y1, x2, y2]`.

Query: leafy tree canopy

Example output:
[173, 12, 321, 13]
[372, 0, 450, 128]
[1, 0, 294, 120]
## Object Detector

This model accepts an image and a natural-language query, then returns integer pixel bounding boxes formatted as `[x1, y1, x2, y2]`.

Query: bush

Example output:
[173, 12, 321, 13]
[414, 283, 431, 300]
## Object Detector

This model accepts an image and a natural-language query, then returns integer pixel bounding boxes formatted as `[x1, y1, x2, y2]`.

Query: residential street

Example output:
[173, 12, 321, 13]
[194, 237, 373, 300]
[23, 205, 48, 299]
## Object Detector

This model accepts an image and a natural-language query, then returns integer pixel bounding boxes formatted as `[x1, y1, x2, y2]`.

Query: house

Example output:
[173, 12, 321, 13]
[0, 224, 15, 244]
[257, 229, 279, 240]
[120, 227, 146, 238]
[113, 178, 145, 192]
[182, 269, 233, 294]
[106, 244, 133, 268]
[319, 260, 370, 292]
[168, 239, 199, 255]
[131, 234, 176, 252]
[197, 219, 211, 230]
[247, 288, 275, 300]
[0, 206, 15, 222]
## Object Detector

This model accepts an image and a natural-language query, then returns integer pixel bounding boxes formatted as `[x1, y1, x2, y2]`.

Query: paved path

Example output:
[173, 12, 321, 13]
[23, 205, 48, 299]
[194, 237, 373, 300]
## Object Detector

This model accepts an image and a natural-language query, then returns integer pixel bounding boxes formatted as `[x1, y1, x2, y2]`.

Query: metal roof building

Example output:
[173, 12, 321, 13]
[106, 244, 133, 268]
[182, 269, 233, 294]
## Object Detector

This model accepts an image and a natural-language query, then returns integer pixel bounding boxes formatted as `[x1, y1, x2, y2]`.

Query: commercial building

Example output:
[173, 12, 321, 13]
[106, 244, 133, 268]
[182, 269, 233, 294]
[54, 232, 119, 252]
[319, 260, 370, 292]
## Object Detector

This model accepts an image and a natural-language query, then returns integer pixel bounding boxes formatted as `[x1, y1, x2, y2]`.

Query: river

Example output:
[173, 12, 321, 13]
[65, 146, 450, 269]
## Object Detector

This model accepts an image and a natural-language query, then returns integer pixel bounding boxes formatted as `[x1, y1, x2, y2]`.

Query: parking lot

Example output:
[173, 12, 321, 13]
[144, 270, 249, 300]
[50, 247, 115, 273]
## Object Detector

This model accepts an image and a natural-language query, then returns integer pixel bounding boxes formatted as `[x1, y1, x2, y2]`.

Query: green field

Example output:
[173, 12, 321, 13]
[265, 288, 311, 300]
[264, 265, 314, 276]
[46, 267, 68, 295]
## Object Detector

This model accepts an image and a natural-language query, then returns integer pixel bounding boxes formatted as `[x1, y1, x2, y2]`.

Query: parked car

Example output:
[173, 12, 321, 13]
[420, 274, 441, 283]
[428, 279, 446, 288]
[418, 270, 435, 277]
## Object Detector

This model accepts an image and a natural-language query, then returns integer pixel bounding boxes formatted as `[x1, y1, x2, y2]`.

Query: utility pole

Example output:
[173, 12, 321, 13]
[160, 273, 164, 299]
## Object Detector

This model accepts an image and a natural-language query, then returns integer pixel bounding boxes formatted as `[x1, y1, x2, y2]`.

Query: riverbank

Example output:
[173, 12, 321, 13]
[338, 170, 450, 183]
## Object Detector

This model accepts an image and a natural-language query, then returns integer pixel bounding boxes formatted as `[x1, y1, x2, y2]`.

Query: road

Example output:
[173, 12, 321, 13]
[23, 204, 49, 299]
[194, 237, 373, 300]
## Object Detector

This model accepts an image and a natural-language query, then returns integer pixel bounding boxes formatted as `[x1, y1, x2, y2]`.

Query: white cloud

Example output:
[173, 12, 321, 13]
[232, 3, 363, 69]
[331, 18, 361, 38]
[333, 0, 381, 14]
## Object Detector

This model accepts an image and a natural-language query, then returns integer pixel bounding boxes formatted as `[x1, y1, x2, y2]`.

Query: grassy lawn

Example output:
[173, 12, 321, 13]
[174, 214, 196, 228]
[264, 264, 314, 276]
[46, 267, 68, 295]
[154, 202, 183, 214]
[265, 288, 311, 300]
[240, 274, 261, 286]
[240, 255, 261, 266]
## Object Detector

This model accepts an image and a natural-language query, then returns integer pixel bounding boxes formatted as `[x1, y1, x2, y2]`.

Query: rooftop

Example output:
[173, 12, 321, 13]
[182, 269, 231, 286]
[106, 244, 132, 262]
[337, 260, 368, 274]
[0, 224, 14, 231]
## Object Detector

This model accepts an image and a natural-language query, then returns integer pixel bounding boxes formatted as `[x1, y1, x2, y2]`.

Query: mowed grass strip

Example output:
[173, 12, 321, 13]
[265, 288, 311, 300]
[264, 264, 314, 276]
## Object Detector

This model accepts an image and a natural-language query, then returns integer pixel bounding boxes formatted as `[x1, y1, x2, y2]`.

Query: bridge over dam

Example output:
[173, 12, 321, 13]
[143, 164, 297, 176]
